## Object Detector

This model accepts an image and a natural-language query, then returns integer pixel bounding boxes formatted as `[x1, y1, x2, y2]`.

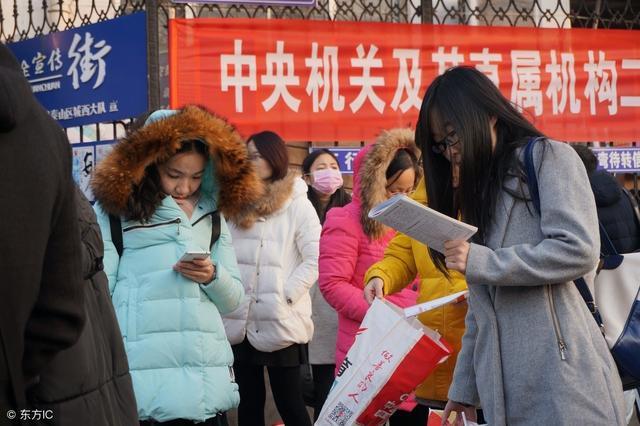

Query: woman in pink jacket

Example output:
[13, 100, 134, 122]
[319, 128, 421, 373]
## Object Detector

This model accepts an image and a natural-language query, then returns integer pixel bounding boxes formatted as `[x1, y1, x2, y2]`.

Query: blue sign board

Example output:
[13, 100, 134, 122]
[312, 147, 361, 174]
[8, 13, 148, 127]
[592, 148, 640, 173]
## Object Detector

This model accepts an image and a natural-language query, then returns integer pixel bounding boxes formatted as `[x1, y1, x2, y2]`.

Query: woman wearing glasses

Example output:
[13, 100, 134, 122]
[362, 136, 470, 425]
[318, 129, 420, 414]
[411, 66, 625, 425]
[223, 131, 321, 426]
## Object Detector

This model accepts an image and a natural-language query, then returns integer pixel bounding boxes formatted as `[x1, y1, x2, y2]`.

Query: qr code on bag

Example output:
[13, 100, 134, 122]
[328, 402, 354, 426]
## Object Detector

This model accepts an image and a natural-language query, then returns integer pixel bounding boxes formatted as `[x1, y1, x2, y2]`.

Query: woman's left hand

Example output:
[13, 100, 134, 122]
[444, 240, 470, 274]
[442, 400, 477, 426]
[174, 257, 216, 284]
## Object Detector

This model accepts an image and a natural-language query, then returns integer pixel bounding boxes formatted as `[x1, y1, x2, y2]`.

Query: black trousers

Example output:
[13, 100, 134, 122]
[389, 405, 486, 426]
[139, 413, 228, 426]
[311, 364, 335, 421]
[388, 403, 430, 426]
[235, 363, 312, 426]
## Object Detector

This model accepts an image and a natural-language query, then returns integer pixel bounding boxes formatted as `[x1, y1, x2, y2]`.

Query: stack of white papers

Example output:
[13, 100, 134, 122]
[368, 194, 477, 254]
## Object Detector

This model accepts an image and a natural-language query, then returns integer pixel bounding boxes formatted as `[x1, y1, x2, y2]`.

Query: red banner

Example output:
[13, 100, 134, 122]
[169, 18, 640, 143]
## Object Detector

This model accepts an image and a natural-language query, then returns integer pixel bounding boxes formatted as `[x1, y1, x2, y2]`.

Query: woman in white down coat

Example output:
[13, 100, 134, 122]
[224, 131, 321, 426]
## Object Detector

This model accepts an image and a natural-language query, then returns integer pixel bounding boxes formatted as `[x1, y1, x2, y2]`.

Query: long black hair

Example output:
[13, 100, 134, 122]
[302, 148, 351, 224]
[247, 131, 289, 182]
[386, 148, 421, 186]
[127, 140, 208, 222]
[416, 66, 545, 273]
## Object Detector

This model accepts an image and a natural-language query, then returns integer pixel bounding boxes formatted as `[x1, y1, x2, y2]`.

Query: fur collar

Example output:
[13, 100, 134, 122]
[228, 171, 297, 229]
[91, 106, 263, 218]
[359, 128, 421, 239]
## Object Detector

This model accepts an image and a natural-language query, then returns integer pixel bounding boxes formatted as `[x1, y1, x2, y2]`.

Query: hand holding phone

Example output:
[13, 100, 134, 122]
[178, 251, 211, 263]
[174, 253, 216, 284]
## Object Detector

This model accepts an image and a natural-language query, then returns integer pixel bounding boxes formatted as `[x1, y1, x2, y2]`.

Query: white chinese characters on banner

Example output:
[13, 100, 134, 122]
[545, 50, 581, 115]
[344, 151, 357, 171]
[67, 32, 113, 90]
[49, 100, 117, 121]
[620, 151, 633, 169]
[32, 52, 47, 75]
[621, 60, 640, 108]
[261, 41, 301, 112]
[305, 43, 345, 112]
[431, 46, 464, 76]
[19, 38, 111, 94]
[21, 60, 30, 77]
[470, 48, 502, 88]
[584, 50, 617, 115]
[596, 151, 610, 169]
[220, 40, 257, 113]
[48, 48, 64, 73]
[217, 40, 640, 118]
[391, 49, 422, 113]
[349, 44, 386, 113]
[592, 148, 640, 173]
[511, 50, 543, 116]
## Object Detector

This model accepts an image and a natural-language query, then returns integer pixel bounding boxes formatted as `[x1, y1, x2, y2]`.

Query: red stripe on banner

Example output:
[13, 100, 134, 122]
[355, 335, 452, 425]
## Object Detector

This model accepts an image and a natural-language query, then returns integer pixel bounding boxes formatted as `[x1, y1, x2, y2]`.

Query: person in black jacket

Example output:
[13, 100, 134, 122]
[573, 144, 640, 254]
[27, 187, 138, 425]
[0, 44, 85, 415]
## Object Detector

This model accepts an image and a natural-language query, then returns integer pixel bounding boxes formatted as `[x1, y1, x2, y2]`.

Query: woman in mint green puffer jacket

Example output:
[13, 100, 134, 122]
[91, 106, 264, 424]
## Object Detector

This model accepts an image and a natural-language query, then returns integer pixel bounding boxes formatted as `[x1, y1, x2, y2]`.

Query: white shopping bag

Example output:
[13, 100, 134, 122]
[316, 299, 451, 426]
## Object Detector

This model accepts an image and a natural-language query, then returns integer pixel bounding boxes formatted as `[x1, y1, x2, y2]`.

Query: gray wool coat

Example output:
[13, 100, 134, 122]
[309, 282, 338, 365]
[448, 140, 626, 426]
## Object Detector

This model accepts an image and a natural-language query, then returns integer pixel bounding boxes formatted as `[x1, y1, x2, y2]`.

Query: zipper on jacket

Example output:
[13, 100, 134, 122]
[546, 284, 568, 361]
[122, 218, 182, 233]
[192, 211, 216, 227]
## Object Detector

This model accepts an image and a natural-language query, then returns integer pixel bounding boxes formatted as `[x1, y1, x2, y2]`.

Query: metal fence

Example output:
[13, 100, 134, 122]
[1, 0, 639, 42]
[0, 0, 638, 144]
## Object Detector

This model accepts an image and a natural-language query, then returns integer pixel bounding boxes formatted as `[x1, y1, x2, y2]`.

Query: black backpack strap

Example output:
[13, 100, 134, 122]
[573, 276, 605, 330]
[524, 139, 608, 328]
[598, 222, 619, 256]
[209, 210, 221, 250]
[109, 211, 219, 256]
[524, 137, 543, 215]
[108, 214, 123, 257]
[623, 188, 640, 227]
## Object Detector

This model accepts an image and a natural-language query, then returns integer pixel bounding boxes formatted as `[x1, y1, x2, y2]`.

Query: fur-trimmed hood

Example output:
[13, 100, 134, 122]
[358, 128, 421, 239]
[91, 105, 262, 218]
[228, 171, 307, 229]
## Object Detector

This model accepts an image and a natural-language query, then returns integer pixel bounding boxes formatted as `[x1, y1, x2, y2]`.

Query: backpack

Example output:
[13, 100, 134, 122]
[108, 211, 222, 257]
[622, 187, 640, 239]
[524, 137, 640, 390]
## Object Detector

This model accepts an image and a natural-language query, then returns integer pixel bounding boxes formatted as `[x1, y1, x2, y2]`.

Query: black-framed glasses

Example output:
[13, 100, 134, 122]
[432, 130, 459, 154]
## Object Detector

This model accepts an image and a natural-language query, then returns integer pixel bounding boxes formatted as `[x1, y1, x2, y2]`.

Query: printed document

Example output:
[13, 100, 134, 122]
[368, 194, 477, 254]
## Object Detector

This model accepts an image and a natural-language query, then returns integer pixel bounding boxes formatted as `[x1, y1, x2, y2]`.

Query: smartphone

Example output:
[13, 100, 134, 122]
[178, 251, 211, 262]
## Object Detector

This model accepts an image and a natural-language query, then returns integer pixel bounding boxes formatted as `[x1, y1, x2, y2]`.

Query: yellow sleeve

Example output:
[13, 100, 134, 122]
[364, 231, 417, 296]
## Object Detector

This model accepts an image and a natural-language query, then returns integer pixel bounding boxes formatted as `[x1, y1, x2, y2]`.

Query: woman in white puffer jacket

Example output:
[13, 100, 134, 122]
[224, 131, 321, 426]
